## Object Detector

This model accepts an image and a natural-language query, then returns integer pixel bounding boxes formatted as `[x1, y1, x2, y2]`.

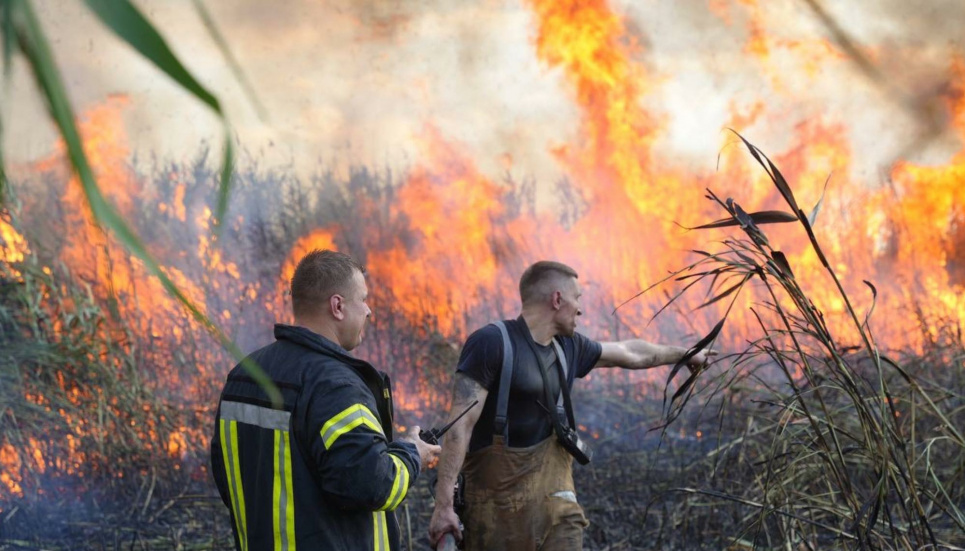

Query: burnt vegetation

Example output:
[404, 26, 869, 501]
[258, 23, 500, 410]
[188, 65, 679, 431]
[1, 140, 963, 550]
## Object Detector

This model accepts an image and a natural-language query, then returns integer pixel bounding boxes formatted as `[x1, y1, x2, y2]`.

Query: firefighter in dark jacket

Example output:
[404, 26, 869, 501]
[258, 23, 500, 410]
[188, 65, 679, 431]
[211, 249, 440, 551]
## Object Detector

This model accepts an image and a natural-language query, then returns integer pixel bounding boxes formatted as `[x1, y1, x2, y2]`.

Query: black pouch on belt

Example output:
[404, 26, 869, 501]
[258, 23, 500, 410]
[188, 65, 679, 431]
[553, 404, 592, 465]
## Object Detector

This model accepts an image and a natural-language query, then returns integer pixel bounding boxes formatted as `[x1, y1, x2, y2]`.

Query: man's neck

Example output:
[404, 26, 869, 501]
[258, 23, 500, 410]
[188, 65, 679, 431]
[520, 308, 556, 346]
[295, 317, 340, 347]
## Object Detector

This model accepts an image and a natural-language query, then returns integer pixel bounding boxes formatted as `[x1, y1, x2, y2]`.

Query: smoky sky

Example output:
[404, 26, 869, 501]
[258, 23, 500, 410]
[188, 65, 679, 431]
[2, 0, 963, 184]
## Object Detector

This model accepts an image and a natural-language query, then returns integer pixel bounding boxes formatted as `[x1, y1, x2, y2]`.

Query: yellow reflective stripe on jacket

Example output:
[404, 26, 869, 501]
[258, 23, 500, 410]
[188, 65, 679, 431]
[272, 429, 296, 551]
[373, 511, 389, 551]
[377, 453, 409, 511]
[320, 404, 383, 449]
[220, 419, 248, 551]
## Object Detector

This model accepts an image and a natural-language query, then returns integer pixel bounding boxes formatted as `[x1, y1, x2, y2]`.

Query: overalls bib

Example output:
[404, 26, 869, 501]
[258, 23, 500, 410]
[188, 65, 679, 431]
[462, 435, 588, 551]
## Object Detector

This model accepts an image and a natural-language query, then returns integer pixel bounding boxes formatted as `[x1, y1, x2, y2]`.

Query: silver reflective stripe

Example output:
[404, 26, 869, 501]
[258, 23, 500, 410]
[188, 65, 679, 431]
[551, 490, 578, 503]
[221, 400, 291, 431]
[374, 511, 388, 551]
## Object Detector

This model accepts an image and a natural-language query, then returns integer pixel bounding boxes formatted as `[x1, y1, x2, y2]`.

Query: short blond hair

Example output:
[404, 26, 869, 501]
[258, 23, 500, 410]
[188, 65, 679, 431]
[519, 261, 578, 305]
[291, 249, 365, 318]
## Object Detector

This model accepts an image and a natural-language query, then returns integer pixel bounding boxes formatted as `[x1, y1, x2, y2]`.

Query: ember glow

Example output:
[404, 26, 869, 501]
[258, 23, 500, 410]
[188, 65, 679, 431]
[2, 0, 965, 506]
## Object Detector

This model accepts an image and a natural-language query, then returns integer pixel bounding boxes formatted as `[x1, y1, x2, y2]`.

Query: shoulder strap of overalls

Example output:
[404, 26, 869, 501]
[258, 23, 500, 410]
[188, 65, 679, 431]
[551, 340, 568, 406]
[492, 320, 514, 438]
[551, 339, 578, 428]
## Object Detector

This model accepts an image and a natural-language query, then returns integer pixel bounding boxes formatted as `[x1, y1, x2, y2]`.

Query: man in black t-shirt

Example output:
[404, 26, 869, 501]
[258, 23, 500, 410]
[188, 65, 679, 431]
[428, 260, 714, 551]
[456, 319, 601, 454]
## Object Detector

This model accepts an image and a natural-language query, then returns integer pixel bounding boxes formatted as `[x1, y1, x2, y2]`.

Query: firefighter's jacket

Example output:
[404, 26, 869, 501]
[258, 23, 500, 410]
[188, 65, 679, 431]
[211, 324, 421, 551]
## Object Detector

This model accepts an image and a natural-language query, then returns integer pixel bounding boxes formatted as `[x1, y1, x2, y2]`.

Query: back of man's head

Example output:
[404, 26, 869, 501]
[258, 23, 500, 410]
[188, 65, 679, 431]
[519, 260, 578, 306]
[291, 249, 365, 320]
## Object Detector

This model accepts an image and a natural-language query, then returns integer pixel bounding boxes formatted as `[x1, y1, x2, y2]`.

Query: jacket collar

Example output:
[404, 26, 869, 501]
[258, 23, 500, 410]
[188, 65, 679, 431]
[274, 324, 363, 365]
[274, 324, 394, 438]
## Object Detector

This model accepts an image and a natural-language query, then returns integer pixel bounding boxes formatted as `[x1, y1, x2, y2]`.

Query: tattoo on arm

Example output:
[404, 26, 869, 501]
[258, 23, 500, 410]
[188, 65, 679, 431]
[433, 373, 486, 507]
[453, 372, 484, 406]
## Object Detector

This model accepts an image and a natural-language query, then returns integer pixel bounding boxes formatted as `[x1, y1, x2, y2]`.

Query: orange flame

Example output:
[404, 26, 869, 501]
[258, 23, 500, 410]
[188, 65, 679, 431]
[367, 125, 535, 337]
[0, 212, 30, 280]
[5, 0, 965, 504]
[0, 443, 24, 497]
[39, 96, 210, 347]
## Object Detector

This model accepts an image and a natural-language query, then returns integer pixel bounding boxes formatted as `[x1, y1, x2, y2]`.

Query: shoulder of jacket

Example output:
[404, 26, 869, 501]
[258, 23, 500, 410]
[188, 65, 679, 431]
[301, 355, 359, 382]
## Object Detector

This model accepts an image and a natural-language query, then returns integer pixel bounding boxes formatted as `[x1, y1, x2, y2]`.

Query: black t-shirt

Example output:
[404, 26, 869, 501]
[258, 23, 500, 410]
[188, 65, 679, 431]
[457, 317, 603, 452]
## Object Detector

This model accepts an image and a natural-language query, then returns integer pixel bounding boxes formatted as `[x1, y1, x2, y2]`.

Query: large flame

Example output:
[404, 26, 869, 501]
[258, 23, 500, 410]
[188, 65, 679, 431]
[264, 0, 965, 408]
[2, 96, 237, 499]
[4, 0, 965, 503]
[869, 58, 965, 346]
[366, 125, 537, 337]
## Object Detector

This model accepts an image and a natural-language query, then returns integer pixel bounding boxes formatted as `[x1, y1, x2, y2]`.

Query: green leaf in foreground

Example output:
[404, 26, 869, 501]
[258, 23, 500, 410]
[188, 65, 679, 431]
[11, 0, 279, 405]
[83, 0, 236, 236]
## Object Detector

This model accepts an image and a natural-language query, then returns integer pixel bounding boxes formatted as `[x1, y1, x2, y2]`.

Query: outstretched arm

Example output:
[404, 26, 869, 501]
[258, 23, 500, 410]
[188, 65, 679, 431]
[596, 340, 714, 371]
[428, 372, 487, 546]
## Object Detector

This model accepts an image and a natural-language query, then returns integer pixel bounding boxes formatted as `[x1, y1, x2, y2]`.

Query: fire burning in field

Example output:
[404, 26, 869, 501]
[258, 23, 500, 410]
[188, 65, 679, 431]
[2, 0, 964, 508]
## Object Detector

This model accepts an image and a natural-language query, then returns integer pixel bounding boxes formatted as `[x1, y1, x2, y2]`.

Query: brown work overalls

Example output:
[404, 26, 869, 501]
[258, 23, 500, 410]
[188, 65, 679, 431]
[461, 435, 589, 551]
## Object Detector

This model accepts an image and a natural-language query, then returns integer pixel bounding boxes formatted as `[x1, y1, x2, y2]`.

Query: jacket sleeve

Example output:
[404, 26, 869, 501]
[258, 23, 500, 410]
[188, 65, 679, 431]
[210, 404, 231, 509]
[302, 378, 420, 512]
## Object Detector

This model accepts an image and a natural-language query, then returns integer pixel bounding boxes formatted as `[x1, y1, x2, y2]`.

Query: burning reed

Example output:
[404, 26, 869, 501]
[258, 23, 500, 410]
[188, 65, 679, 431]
[1, 133, 963, 548]
[0, 214, 221, 540]
[647, 135, 965, 550]
[0, 149, 516, 545]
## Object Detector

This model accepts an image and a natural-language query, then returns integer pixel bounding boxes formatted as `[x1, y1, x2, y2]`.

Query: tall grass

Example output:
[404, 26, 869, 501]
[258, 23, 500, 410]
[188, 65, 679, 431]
[2, 141, 963, 549]
[661, 135, 965, 549]
[0, 153, 504, 530]
[1, 0, 287, 408]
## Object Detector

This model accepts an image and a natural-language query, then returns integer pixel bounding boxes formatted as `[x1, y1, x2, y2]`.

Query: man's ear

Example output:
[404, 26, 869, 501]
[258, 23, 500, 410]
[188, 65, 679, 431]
[330, 294, 345, 320]
[552, 290, 563, 310]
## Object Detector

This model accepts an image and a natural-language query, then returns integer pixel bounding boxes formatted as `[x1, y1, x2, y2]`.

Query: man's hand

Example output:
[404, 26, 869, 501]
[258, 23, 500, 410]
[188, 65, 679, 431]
[428, 504, 462, 547]
[400, 426, 441, 471]
[686, 348, 718, 374]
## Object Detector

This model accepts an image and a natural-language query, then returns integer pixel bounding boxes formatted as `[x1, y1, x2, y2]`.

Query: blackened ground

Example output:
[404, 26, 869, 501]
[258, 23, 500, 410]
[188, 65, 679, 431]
[0, 440, 722, 551]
